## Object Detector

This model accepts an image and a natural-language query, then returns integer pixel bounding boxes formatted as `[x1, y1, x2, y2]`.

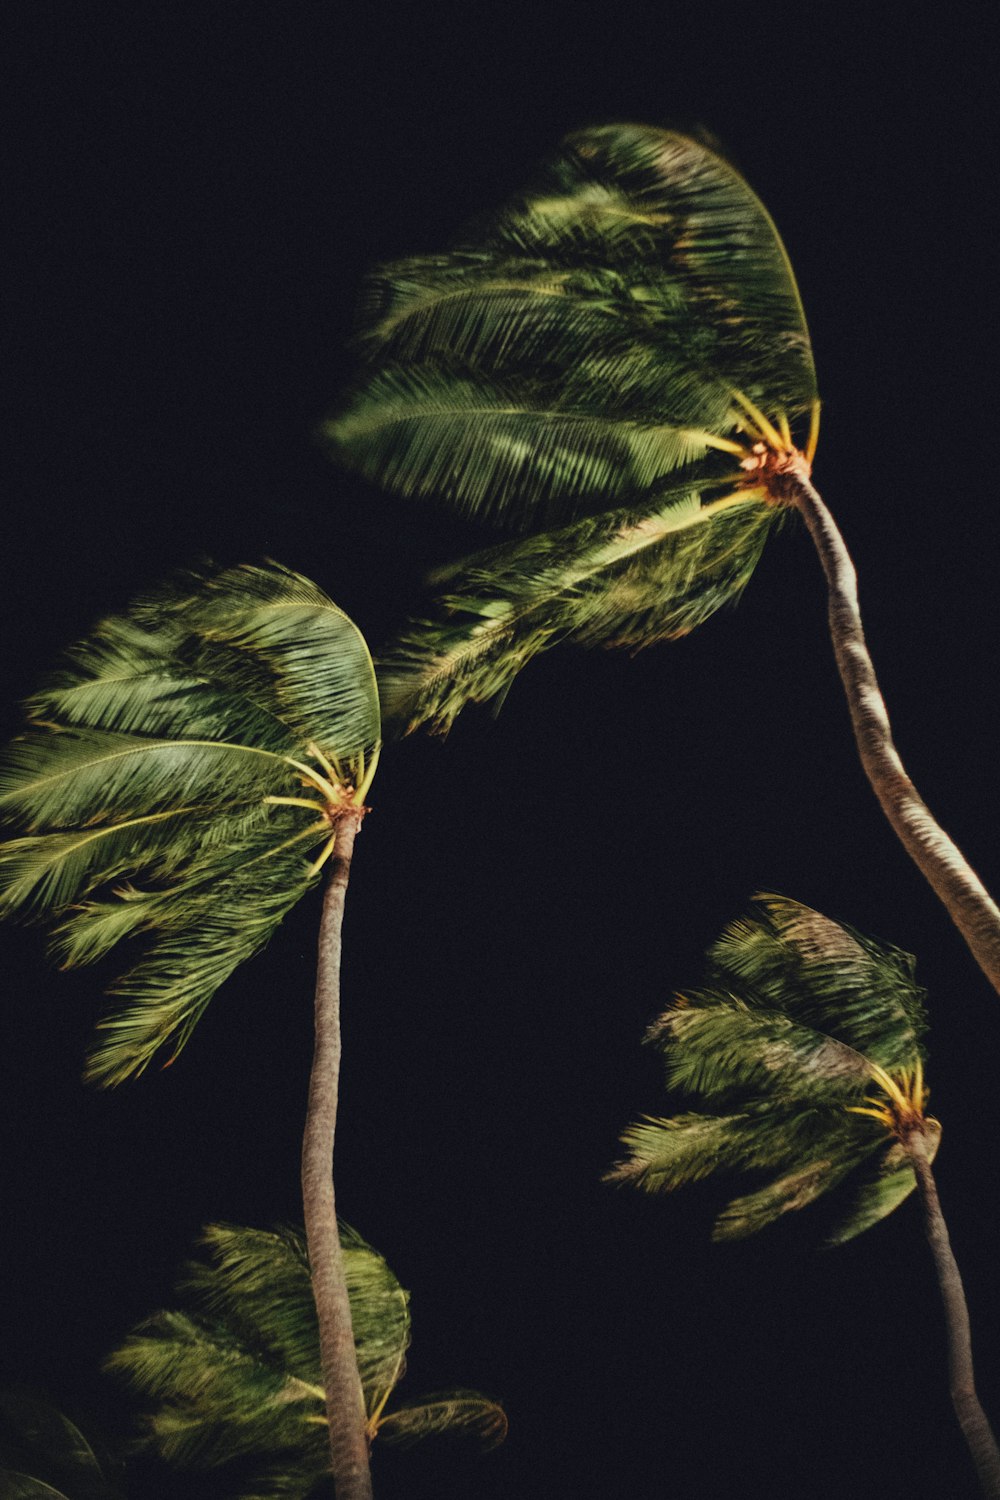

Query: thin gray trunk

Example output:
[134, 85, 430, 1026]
[301, 809, 373, 1500]
[906, 1128, 1000, 1497]
[787, 467, 1000, 997]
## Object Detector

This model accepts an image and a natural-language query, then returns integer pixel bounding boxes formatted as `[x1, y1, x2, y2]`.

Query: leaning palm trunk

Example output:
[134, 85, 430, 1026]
[906, 1126, 1000, 1497]
[301, 808, 374, 1500]
[782, 459, 1000, 998]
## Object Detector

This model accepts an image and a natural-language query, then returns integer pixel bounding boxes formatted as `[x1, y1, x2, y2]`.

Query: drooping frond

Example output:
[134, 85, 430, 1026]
[827, 1120, 941, 1246]
[327, 122, 817, 528]
[380, 485, 776, 734]
[0, 563, 381, 1083]
[107, 1222, 505, 1496]
[0, 1393, 122, 1500]
[376, 1392, 508, 1448]
[613, 897, 937, 1247]
[81, 815, 325, 1085]
[712, 1150, 862, 1241]
[703, 893, 927, 1074]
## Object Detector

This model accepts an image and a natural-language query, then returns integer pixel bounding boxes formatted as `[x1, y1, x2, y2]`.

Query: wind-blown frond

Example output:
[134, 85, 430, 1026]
[107, 1222, 505, 1496]
[377, 1392, 508, 1448]
[827, 1121, 941, 1246]
[0, 563, 381, 1083]
[327, 122, 817, 528]
[612, 897, 936, 1247]
[658, 997, 881, 1106]
[328, 361, 735, 529]
[0, 1393, 122, 1500]
[380, 486, 776, 734]
[703, 892, 927, 1074]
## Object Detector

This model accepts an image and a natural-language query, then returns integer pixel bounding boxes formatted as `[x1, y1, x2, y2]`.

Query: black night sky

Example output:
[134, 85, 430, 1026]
[4, 7, 999, 1499]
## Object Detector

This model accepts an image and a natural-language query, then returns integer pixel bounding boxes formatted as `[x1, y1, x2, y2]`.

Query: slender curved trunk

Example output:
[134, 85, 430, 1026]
[906, 1128, 1000, 1497]
[785, 466, 1000, 997]
[301, 809, 373, 1500]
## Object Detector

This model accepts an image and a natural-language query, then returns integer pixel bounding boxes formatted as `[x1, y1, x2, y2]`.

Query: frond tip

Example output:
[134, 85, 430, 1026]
[612, 895, 934, 1246]
[0, 561, 382, 1083]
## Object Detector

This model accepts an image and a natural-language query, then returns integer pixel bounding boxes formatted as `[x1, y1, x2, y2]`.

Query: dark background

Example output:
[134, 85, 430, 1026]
[4, 6, 999, 1498]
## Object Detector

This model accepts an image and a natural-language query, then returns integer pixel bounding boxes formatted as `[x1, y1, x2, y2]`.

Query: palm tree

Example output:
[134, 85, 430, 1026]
[0, 1391, 125, 1499]
[107, 1221, 506, 1498]
[0, 563, 382, 1500]
[324, 122, 1000, 999]
[608, 892, 1000, 1496]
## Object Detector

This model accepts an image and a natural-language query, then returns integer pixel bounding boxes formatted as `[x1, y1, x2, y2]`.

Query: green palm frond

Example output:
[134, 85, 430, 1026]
[827, 1121, 941, 1246]
[0, 562, 381, 1082]
[611, 897, 935, 1246]
[327, 123, 817, 529]
[704, 893, 927, 1074]
[0, 1393, 123, 1499]
[107, 1223, 505, 1497]
[380, 484, 777, 734]
[376, 1392, 507, 1448]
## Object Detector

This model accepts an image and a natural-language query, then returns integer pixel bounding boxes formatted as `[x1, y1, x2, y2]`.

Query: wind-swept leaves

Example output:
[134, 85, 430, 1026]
[0, 562, 381, 1081]
[377, 1392, 507, 1448]
[381, 485, 777, 734]
[610, 896, 936, 1244]
[107, 1223, 505, 1498]
[327, 122, 817, 530]
[0, 1393, 123, 1500]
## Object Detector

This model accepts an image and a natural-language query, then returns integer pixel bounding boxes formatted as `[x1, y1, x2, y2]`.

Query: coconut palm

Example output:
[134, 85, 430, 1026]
[0, 1391, 125, 1499]
[106, 1221, 506, 1499]
[325, 122, 1000, 999]
[608, 893, 1000, 1496]
[0, 563, 382, 1500]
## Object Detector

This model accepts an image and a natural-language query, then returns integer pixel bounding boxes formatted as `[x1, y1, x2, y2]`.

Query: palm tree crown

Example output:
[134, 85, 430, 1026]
[0, 562, 381, 1084]
[608, 893, 938, 1243]
[107, 1222, 507, 1498]
[325, 123, 819, 732]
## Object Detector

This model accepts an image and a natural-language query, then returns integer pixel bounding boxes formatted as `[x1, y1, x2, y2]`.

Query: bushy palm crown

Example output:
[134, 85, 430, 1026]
[0, 563, 381, 1084]
[0, 1392, 124, 1500]
[608, 895, 939, 1244]
[107, 1223, 506, 1499]
[325, 123, 819, 732]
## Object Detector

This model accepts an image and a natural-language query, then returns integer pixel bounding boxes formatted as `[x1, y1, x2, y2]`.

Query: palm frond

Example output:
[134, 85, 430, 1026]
[827, 1120, 941, 1246]
[712, 1150, 863, 1241]
[0, 562, 381, 1084]
[376, 1392, 507, 1448]
[0, 1474, 73, 1499]
[328, 123, 816, 527]
[705, 893, 927, 1074]
[656, 996, 881, 1106]
[0, 1393, 121, 1500]
[613, 897, 936, 1247]
[605, 1106, 856, 1193]
[108, 1222, 505, 1492]
[83, 822, 323, 1084]
[380, 486, 776, 734]
[328, 361, 736, 529]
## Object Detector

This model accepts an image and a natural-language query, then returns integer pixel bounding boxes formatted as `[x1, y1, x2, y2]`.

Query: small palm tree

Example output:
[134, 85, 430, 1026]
[0, 563, 382, 1500]
[106, 1221, 506, 1498]
[0, 1391, 124, 1499]
[325, 123, 1000, 999]
[608, 893, 1000, 1496]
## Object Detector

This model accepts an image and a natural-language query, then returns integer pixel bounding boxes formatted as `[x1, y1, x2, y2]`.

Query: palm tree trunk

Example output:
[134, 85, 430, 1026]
[786, 465, 1000, 997]
[906, 1127, 1000, 1497]
[301, 808, 373, 1500]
